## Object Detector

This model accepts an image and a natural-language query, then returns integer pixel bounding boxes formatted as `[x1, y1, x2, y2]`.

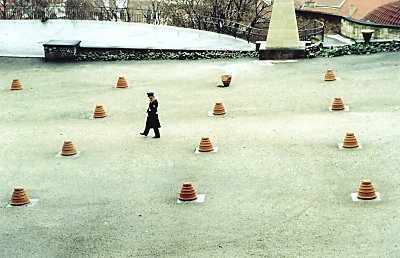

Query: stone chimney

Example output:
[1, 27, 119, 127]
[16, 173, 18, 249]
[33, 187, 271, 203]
[349, 4, 356, 16]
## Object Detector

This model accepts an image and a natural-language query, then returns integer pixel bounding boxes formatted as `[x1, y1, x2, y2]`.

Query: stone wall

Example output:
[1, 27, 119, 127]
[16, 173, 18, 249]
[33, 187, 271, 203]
[296, 10, 342, 35]
[296, 9, 400, 40]
[341, 19, 400, 40]
[44, 46, 77, 60]
[43, 40, 81, 61]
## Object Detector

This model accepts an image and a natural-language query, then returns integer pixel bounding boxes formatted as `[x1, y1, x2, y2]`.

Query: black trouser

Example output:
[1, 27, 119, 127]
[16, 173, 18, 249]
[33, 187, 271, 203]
[143, 126, 160, 137]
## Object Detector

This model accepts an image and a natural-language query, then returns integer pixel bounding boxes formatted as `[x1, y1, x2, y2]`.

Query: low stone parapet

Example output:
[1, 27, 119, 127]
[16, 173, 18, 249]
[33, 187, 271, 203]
[43, 40, 81, 61]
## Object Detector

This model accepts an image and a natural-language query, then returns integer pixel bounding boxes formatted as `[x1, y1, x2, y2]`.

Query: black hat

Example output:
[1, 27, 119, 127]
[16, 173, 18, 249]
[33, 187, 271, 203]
[147, 91, 154, 97]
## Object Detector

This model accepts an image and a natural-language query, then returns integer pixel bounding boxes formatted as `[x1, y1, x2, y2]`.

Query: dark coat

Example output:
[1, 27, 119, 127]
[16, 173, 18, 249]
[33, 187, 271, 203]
[146, 99, 161, 128]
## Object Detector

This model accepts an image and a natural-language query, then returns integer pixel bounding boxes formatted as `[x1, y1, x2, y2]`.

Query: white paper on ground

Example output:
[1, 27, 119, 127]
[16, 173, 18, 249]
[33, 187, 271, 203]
[6, 199, 39, 208]
[177, 194, 206, 204]
[55, 151, 82, 158]
[351, 192, 381, 202]
[195, 147, 218, 154]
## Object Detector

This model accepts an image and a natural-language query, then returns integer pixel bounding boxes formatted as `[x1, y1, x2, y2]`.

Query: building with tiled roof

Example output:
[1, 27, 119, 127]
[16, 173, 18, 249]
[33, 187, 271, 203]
[365, 1, 400, 25]
[301, 0, 398, 20]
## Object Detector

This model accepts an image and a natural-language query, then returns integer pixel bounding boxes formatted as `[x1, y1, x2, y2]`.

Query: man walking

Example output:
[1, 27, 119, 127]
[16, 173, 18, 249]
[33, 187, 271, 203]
[140, 91, 161, 138]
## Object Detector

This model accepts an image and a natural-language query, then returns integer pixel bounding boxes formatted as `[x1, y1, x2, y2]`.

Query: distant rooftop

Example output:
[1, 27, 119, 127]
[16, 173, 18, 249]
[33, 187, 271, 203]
[365, 1, 400, 25]
[301, 0, 399, 20]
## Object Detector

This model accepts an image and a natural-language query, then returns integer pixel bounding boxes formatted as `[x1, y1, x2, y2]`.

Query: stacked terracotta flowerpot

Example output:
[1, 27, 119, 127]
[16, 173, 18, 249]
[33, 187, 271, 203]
[331, 97, 345, 111]
[357, 179, 377, 200]
[221, 75, 232, 87]
[324, 69, 336, 81]
[343, 133, 359, 148]
[61, 141, 77, 156]
[11, 79, 23, 90]
[116, 76, 128, 88]
[213, 102, 226, 115]
[198, 137, 214, 152]
[179, 182, 197, 201]
[10, 187, 30, 206]
[93, 105, 107, 118]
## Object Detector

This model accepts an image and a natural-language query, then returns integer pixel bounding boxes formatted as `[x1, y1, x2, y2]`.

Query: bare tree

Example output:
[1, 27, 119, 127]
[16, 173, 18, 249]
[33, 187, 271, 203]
[0, 0, 11, 19]
[65, 0, 96, 20]
[162, 0, 209, 28]
[157, 0, 271, 41]
[133, 0, 164, 24]
[90, 0, 132, 21]
[160, 0, 271, 28]
[1, 0, 52, 19]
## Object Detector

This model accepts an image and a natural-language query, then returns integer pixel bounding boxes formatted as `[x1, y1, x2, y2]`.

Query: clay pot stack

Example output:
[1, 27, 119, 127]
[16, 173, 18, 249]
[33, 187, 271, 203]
[343, 132, 359, 148]
[198, 137, 214, 152]
[213, 102, 226, 115]
[324, 69, 336, 81]
[10, 187, 30, 206]
[179, 182, 197, 201]
[61, 141, 77, 156]
[93, 105, 107, 118]
[221, 75, 232, 87]
[11, 79, 23, 90]
[331, 97, 345, 111]
[357, 179, 377, 200]
[116, 76, 128, 88]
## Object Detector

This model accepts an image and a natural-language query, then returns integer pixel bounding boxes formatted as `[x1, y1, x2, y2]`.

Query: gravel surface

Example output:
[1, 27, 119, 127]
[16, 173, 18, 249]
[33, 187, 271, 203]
[0, 53, 399, 257]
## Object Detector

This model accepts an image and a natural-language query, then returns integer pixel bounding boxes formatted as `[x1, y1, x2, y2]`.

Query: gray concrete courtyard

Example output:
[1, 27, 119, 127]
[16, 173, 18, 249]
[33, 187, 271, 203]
[0, 52, 400, 257]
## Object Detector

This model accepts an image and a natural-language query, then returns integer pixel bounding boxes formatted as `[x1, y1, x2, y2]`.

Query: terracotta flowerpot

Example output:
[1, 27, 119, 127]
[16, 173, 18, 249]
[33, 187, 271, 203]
[324, 69, 336, 81]
[116, 76, 128, 88]
[179, 182, 197, 201]
[361, 29, 375, 43]
[221, 75, 232, 87]
[343, 132, 359, 148]
[11, 79, 23, 90]
[357, 179, 377, 200]
[198, 137, 214, 152]
[10, 187, 30, 206]
[61, 141, 77, 156]
[213, 102, 226, 115]
[93, 105, 107, 118]
[331, 97, 345, 111]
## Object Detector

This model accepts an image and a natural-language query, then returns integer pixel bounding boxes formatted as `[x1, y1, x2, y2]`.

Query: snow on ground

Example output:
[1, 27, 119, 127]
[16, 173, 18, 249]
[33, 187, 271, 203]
[0, 20, 255, 57]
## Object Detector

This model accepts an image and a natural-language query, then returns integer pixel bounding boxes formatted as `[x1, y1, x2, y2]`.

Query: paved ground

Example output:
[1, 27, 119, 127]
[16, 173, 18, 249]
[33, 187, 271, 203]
[0, 52, 399, 257]
[0, 20, 255, 57]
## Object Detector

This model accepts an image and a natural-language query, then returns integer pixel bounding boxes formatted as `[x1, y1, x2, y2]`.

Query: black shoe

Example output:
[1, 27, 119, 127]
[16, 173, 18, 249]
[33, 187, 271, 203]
[140, 133, 147, 136]
[153, 136, 160, 138]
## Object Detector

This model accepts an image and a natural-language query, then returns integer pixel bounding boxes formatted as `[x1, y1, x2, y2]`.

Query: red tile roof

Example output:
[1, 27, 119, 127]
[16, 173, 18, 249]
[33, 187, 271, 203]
[301, 0, 399, 20]
[365, 1, 400, 25]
